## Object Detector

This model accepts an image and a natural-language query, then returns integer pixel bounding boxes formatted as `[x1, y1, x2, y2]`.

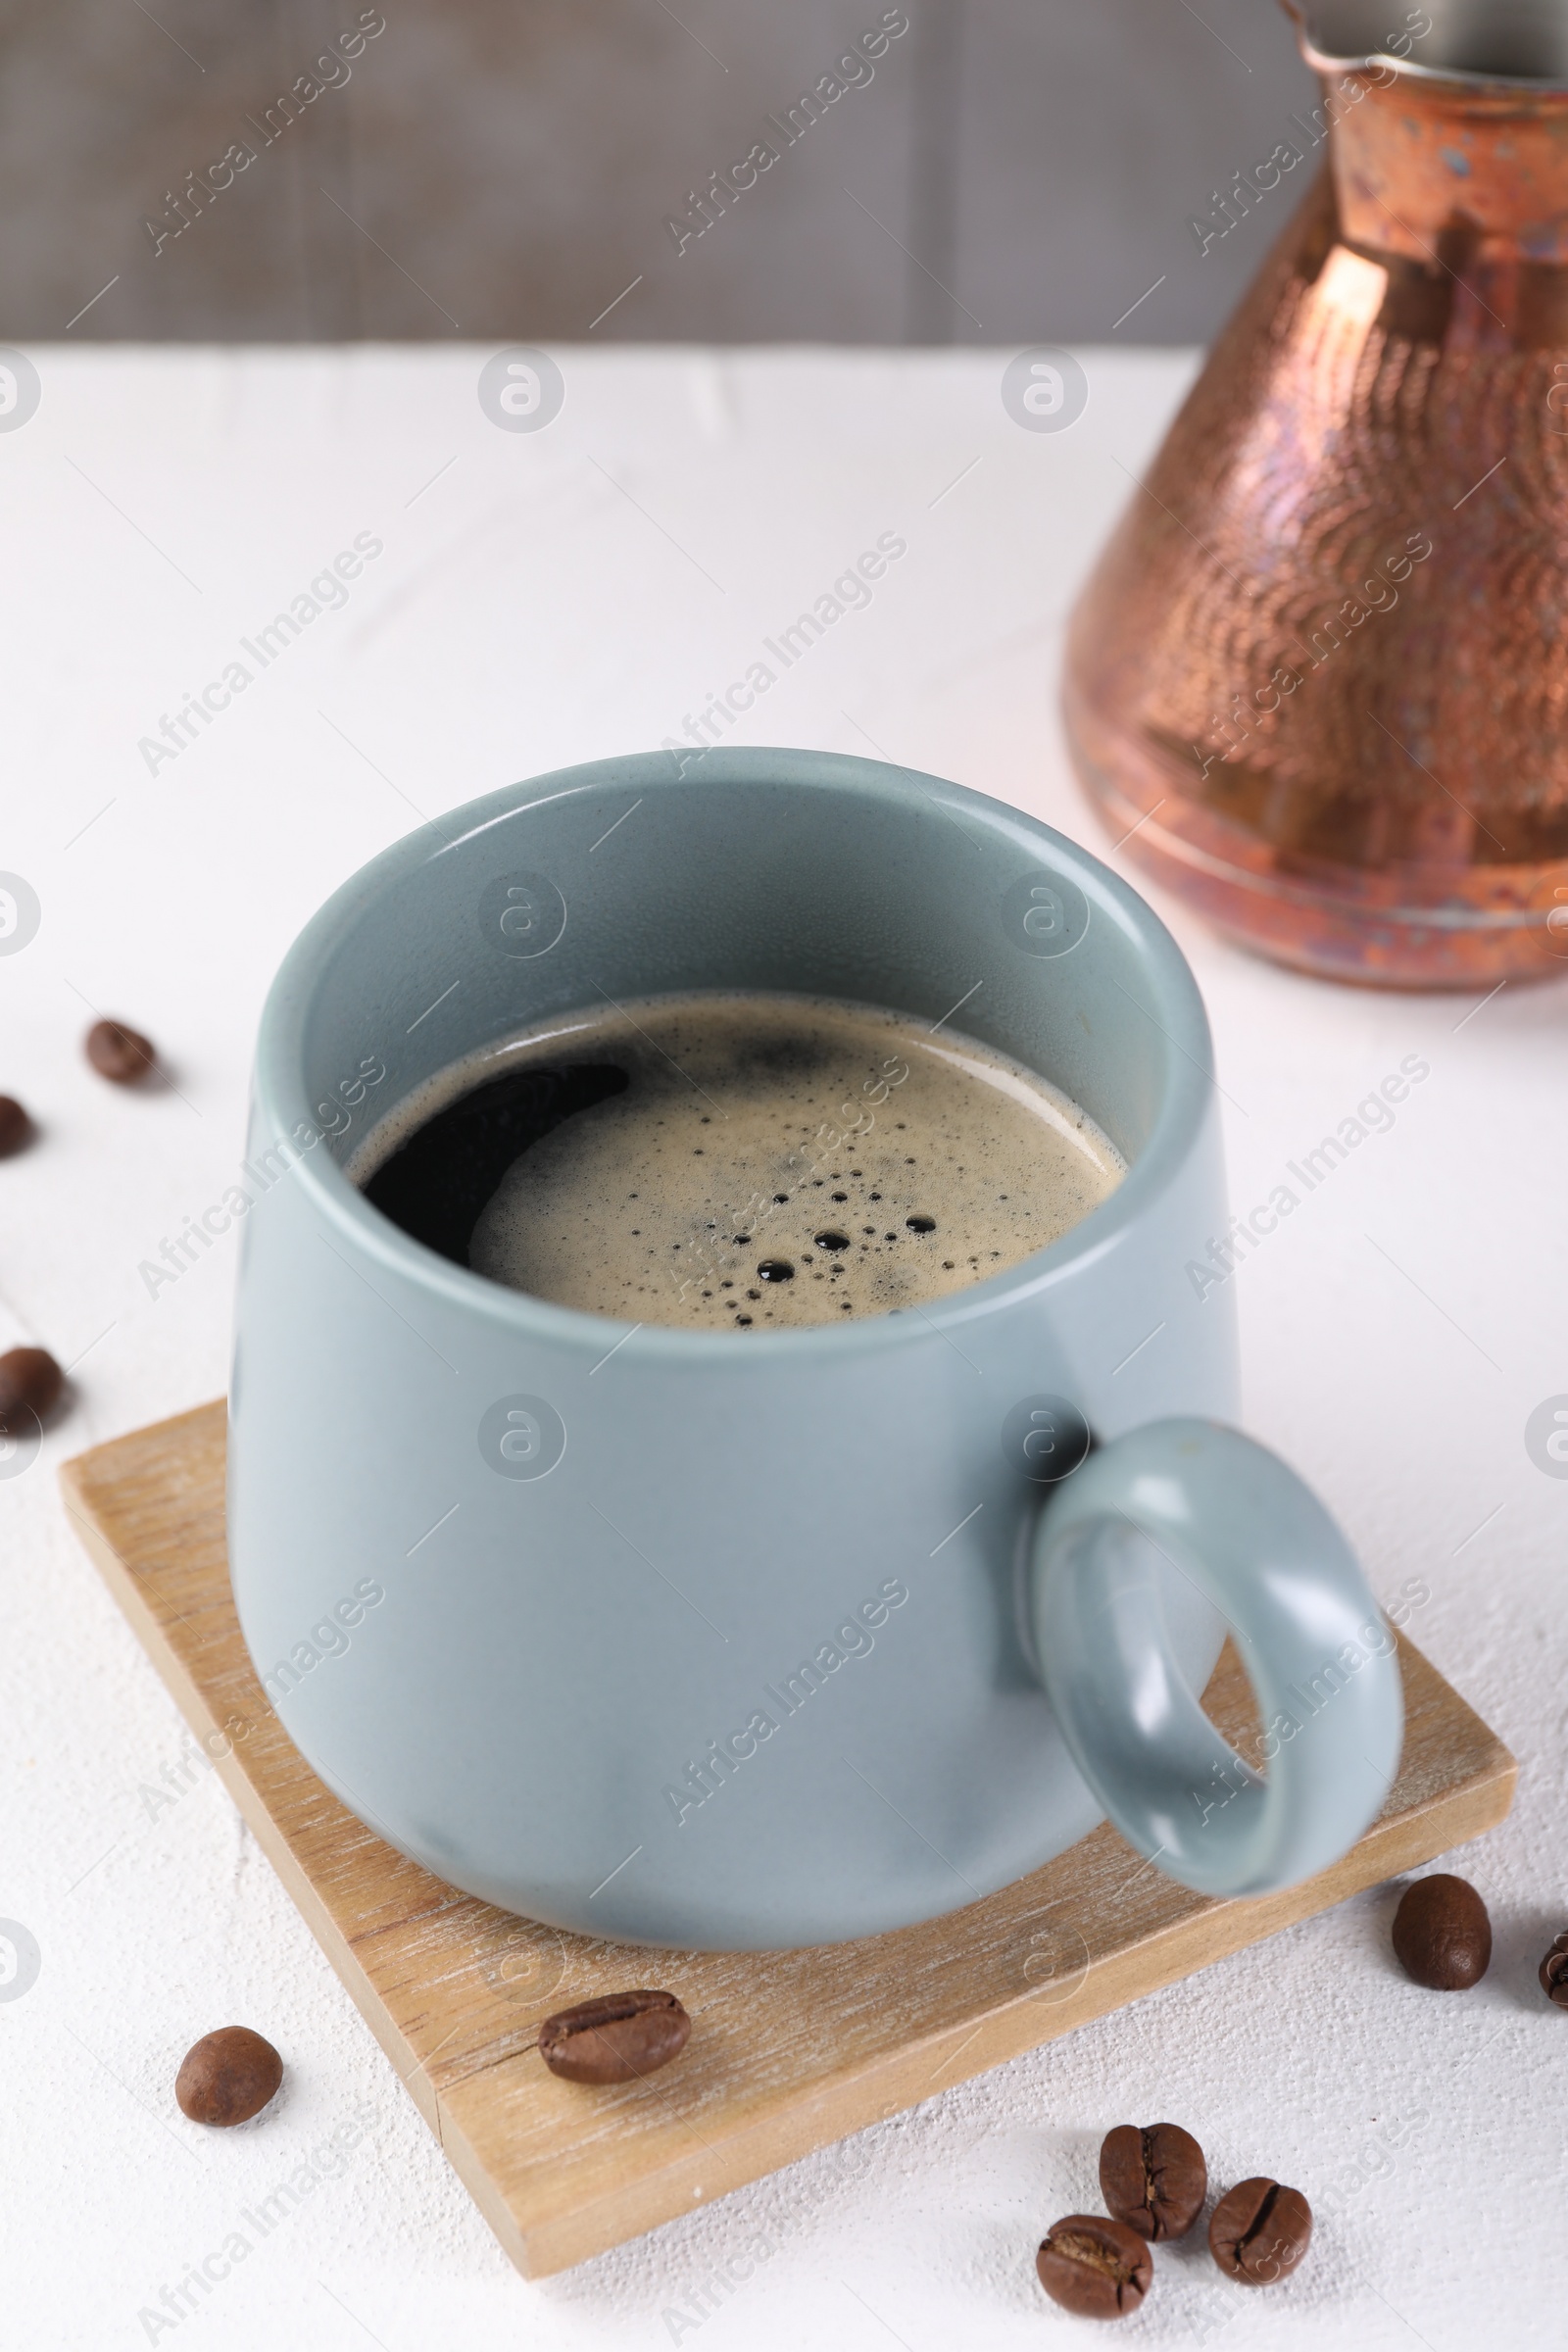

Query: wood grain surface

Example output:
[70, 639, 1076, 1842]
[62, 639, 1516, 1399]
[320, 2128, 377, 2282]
[4, 0, 1315, 345]
[60, 1399, 1515, 2278]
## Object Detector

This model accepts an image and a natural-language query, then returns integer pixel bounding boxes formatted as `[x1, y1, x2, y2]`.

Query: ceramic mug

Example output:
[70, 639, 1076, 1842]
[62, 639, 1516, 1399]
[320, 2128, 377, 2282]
[228, 748, 1402, 1949]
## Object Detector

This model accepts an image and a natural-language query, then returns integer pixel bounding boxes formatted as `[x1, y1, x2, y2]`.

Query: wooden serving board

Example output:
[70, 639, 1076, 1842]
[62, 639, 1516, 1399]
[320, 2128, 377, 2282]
[62, 1401, 1515, 2278]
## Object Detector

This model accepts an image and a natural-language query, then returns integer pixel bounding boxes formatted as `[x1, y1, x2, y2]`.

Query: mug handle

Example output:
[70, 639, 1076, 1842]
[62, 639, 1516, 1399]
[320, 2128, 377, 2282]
[1027, 1418, 1403, 1897]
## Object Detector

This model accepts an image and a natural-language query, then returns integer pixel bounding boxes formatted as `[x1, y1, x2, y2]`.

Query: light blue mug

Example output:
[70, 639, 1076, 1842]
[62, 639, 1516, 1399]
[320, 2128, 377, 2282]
[228, 749, 1401, 1949]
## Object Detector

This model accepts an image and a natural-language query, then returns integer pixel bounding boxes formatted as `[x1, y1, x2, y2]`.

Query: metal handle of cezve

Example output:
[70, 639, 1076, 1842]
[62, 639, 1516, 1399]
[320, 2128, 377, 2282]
[1028, 1419, 1403, 1897]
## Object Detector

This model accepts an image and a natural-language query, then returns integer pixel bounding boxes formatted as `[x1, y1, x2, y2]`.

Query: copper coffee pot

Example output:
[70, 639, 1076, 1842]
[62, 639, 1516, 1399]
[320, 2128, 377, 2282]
[1063, 0, 1568, 986]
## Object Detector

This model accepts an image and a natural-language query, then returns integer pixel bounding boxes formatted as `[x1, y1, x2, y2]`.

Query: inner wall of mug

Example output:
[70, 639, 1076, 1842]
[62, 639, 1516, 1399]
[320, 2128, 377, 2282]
[281, 752, 1194, 1229]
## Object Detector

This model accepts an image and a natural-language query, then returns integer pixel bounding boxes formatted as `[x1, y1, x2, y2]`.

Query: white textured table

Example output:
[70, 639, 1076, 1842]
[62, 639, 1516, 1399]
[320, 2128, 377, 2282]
[3, 349, 1562, 2348]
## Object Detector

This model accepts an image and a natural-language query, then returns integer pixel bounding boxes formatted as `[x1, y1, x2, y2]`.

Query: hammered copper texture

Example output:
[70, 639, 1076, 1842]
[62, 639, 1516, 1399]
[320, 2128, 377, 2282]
[1064, 38, 1568, 987]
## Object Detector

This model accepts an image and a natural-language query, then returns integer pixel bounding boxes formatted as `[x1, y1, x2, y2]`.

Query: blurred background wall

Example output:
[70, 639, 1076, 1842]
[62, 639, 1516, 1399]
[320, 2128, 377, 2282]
[1, 0, 1319, 343]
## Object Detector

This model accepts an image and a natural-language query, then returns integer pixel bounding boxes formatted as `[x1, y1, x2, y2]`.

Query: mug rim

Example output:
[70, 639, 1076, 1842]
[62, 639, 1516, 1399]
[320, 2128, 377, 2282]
[252, 747, 1217, 1363]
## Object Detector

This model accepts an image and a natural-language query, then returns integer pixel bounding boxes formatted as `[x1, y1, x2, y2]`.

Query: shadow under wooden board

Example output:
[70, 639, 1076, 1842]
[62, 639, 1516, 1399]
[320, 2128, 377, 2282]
[62, 1400, 1515, 2279]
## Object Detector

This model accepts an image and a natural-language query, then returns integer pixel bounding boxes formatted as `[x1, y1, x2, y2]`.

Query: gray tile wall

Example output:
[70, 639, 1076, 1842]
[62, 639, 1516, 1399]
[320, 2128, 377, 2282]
[1, 0, 1319, 342]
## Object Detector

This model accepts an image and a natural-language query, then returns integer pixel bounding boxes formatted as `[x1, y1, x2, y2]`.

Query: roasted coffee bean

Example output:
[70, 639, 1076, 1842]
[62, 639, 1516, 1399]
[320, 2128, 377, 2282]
[1392, 1873, 1492, 1989]
[0, 1096, 31, 1155]
[0, 1347, 62, 1423]
[1035, 2215, 1152, 2321]
[537, 1989, 690, 2084]
[1208, 2179, 1312, 2284]
[85, 1018, 157, 1084]
[1540, 1931, 1568, 2008]
[1100, 2120, 1207, 2241]
[175, 2027, 283, 2126]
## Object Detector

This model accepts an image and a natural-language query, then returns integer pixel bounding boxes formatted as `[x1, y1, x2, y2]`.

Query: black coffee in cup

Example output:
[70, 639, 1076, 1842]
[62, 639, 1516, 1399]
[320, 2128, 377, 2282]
[352, 993, 1123, 1329]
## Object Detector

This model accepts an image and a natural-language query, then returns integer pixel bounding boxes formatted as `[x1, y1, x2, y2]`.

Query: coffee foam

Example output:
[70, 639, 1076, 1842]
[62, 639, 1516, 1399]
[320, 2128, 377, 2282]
[354, 992, 1125, 1331]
